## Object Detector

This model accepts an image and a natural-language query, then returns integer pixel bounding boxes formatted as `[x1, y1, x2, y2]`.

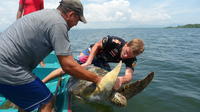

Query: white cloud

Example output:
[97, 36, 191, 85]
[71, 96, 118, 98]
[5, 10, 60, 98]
[45, 0, 60, 9]
[0, 0, 18, 30]
[132, 7, 171, 24]
[85, 0, 108, 3]
[85, 0, 132, 22]
[84, 0, 171, 26]
[0, 0, 172, 30]
[2, 0, 196, 29]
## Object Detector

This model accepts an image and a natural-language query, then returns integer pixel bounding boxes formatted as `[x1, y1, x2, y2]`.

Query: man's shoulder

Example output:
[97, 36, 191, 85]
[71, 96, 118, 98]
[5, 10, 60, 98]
[34, 9, 66, 24]
[31, 9, 67, 29]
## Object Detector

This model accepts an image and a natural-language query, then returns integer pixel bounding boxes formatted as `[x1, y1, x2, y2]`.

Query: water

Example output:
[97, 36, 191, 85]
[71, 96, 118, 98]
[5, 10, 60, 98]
[67, 28, 200, 112]
[2, 28, 199, 112]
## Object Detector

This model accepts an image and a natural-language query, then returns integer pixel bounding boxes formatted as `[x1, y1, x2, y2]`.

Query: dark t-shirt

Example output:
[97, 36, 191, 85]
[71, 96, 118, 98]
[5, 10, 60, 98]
[92, 35, 137, 69]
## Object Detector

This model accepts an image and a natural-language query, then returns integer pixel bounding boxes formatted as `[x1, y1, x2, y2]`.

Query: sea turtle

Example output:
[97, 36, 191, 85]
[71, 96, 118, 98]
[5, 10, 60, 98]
[0, 62, 154, 110]
[67, 62, 154, 107]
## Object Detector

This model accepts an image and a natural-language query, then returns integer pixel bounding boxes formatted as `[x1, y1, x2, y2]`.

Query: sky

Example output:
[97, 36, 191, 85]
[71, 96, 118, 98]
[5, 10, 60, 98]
[0, 0, 200, 30]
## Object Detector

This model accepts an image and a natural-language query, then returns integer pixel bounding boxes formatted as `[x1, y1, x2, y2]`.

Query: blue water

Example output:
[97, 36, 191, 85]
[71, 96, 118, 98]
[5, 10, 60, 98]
[1, 28, 200, 112]
[67, 28, 200, 112]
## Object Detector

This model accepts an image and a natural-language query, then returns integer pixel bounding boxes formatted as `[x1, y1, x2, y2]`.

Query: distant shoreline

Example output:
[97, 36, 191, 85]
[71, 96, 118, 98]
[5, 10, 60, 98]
[166, 24, 200, 28]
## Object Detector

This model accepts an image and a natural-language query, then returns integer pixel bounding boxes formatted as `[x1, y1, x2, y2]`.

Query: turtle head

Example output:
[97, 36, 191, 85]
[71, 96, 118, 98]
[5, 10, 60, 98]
[110, 92, 127, 107]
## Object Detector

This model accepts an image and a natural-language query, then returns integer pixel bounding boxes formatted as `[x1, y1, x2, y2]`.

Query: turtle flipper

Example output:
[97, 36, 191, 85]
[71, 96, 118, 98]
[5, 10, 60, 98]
[117, 72, 154, 99]
[90, 61, 122, 96]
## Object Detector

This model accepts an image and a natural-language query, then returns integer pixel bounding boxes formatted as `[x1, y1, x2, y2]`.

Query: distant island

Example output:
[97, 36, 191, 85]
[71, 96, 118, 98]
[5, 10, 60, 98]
[166, 24, 200, 28]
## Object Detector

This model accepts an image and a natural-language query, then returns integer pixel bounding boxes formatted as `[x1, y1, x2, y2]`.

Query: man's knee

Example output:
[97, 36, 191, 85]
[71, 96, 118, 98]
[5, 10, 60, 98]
[38, 97, 55, 112]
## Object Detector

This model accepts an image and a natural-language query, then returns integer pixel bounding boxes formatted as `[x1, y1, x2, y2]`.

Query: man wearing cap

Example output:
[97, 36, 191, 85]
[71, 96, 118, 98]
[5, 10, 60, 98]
[0, 0, 101, 111]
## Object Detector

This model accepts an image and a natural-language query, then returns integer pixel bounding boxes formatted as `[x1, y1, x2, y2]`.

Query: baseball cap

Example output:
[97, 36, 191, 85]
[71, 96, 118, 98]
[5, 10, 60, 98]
[59, 0, 87, 23]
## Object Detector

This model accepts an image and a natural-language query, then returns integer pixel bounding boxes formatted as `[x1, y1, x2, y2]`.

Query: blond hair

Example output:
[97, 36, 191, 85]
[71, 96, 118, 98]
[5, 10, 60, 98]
[127, 38, 144, 55]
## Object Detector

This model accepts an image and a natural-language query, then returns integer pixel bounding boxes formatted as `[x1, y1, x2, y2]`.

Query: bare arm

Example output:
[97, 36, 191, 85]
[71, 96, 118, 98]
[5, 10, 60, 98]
[81, 40, 102, 67]
[58, 55, 101, 84]
[16, 4, 23, 19]
[114, 67, 133, 90]
[42, 68, 64, 83]
[119, 67, 133, 84]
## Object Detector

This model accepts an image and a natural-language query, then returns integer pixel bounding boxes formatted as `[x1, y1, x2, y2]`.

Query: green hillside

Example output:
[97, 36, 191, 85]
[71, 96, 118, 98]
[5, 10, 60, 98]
[166, 24, 200, 28]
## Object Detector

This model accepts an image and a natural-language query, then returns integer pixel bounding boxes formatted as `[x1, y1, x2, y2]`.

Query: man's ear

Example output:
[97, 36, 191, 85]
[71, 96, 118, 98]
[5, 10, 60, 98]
[63, 11, 73, 19]
[66, 11, 76, 17]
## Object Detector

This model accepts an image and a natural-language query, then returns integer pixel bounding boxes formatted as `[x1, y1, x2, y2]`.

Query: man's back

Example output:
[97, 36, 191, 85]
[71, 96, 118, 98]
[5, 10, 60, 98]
[0, 9, 69, 85]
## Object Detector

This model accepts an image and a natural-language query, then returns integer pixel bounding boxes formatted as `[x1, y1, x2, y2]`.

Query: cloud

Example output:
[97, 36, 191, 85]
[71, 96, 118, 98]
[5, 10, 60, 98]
[1, 0, 198, 29]
[131, 4, 171, 24]
[0, 0, 172, 30]
[84, 0, 171, 26]
[85, 0, 108, 3]
[45, 0, 60, 9]
[84, 0, 133, 22]
[0, 0, 18, 30]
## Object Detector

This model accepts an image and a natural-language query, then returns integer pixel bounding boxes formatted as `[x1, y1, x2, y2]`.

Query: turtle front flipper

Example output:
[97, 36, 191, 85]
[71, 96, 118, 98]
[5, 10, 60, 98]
[117, 72, 154, 99]
[90, 61, 122, 96]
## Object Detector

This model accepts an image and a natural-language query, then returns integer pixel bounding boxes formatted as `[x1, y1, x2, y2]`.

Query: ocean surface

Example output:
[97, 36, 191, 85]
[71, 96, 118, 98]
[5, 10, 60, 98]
[2, 28, 200, 112]
[68, 28, 200, 112]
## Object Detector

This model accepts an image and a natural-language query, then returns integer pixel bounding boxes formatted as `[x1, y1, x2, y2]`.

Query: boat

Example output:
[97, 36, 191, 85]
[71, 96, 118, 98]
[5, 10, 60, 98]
[0, 52, 71, 112]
